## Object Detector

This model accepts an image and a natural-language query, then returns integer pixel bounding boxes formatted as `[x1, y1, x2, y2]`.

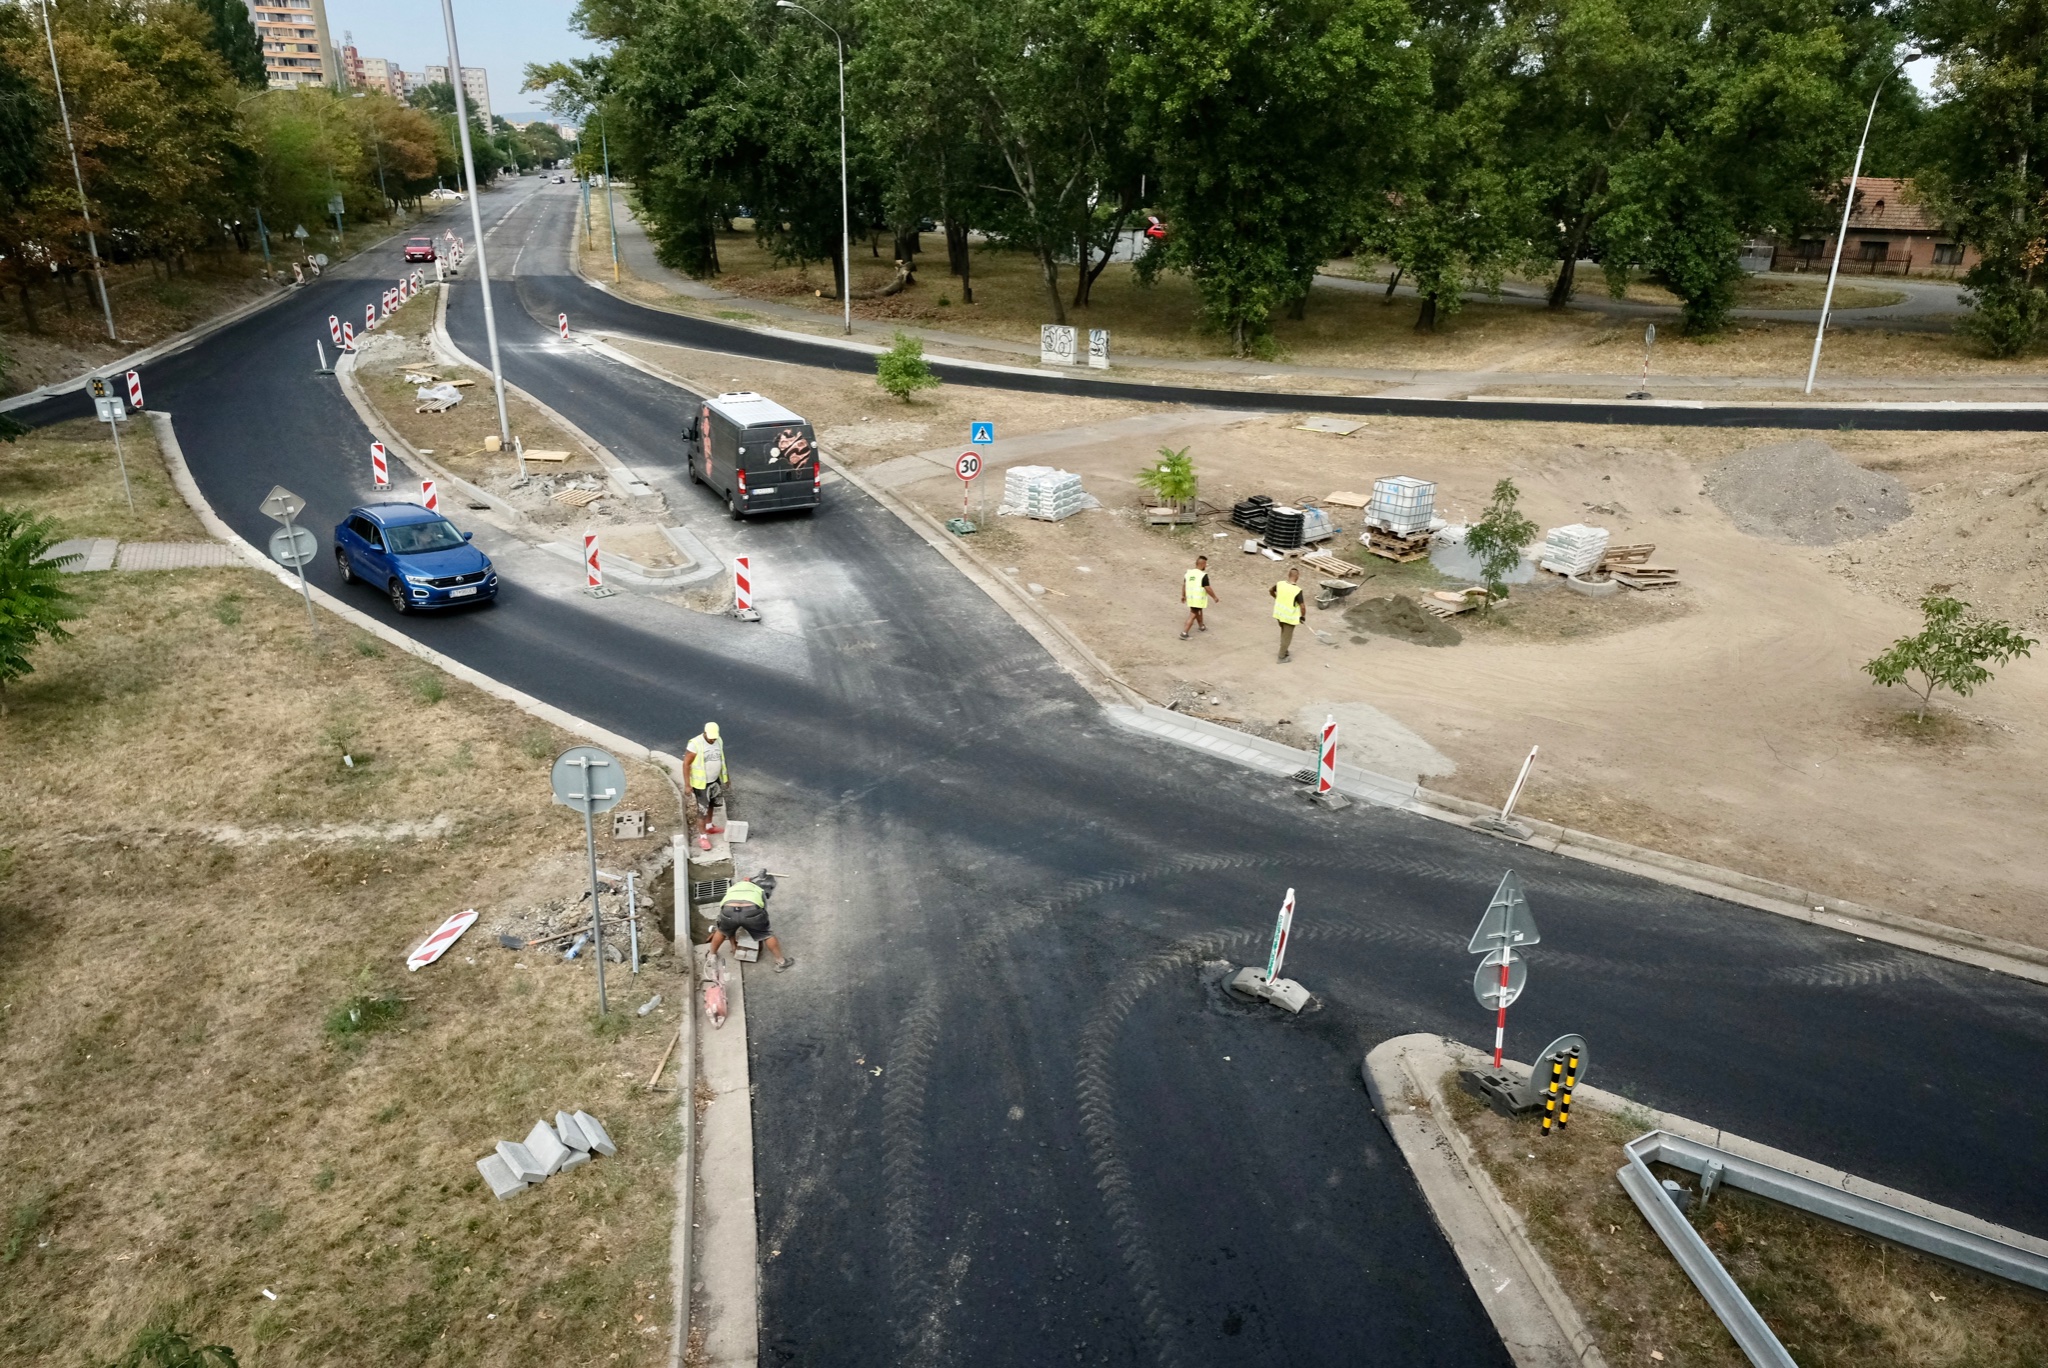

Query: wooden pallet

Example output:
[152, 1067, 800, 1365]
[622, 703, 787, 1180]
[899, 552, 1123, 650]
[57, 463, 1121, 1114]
[1422, 588, 1487, 619]
[1612, 568, 1679, 590]
[1363, 529, 1433, 563]
[1599, 543, 1656, 568]
[1300, 550, 1360, 578]
[1324, 489, 1371, 508]
[552, 487, 605, 507]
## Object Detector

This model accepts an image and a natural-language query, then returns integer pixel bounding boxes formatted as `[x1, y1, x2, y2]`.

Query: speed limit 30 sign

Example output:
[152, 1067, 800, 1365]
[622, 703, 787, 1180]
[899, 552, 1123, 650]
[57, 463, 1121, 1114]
[955, 451, 982, 482]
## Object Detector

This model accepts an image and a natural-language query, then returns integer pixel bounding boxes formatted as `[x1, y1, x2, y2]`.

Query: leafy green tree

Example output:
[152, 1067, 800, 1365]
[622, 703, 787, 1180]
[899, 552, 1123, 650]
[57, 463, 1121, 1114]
[1098, 0, 1421, 352]
[189, 0, 266, 89]
[1863, 594, 2037, 722]
[1134, 445, 1198, 512]
[875, 331, 939, 401]
[1911, 0, 2048, 356]
[1462, 478, 1537, 612]
[0, 508, 81, 714]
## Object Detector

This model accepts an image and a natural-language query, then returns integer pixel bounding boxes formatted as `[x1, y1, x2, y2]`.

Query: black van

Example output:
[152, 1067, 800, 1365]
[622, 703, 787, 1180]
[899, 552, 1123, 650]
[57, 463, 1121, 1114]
[685, 391, 823, 518]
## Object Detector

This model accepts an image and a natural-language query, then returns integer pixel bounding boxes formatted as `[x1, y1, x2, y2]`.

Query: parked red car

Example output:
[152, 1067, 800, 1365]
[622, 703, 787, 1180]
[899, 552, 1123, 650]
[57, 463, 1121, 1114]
[402, 236, 437, 263]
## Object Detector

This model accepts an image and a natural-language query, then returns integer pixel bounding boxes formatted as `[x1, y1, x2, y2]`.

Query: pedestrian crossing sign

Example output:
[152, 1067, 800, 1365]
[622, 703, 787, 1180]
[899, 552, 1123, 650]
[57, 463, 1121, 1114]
[970, 421, 994, 446]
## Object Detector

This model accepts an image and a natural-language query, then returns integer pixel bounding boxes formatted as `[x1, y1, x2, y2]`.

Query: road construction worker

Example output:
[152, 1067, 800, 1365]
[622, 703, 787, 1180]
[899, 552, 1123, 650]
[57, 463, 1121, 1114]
[1270, 566, 1304, 663]
[1180, 555, 1217, 639]
[685, 722, 728, 850]
[707, 871, 795, 972]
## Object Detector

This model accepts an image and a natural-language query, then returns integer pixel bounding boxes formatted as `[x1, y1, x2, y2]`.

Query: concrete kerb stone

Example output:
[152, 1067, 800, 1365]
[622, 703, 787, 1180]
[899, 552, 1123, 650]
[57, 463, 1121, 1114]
[557, 1109, 591, 1152]
[497, 1139, 547, 1184]
[693, 940, 760, 1368]
[525, 1118, 573, 1174]
[476, 1152, 528, 1200]
[1362, 1034, 1607, 1368]
[573, 1110, 616, 1157]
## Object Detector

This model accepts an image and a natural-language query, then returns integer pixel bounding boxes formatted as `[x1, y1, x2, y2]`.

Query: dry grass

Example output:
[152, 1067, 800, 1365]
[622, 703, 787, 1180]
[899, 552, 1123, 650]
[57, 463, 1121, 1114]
[594, 188, 2039, 377]
[1, 417, 198, 542]
[1444, 1078, 2048, 1367]
[0, 429, 688, 1364]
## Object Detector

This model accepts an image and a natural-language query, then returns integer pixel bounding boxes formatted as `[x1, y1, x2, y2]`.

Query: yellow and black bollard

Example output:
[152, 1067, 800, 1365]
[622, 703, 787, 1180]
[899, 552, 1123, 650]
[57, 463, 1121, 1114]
[1539, 1053, 1565, 1136]
[1557, 1047, 1581, 1131]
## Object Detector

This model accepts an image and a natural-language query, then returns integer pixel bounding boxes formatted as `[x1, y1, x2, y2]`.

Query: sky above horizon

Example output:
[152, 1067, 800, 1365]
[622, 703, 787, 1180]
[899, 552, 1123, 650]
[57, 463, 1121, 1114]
[327, 0, 598, 119]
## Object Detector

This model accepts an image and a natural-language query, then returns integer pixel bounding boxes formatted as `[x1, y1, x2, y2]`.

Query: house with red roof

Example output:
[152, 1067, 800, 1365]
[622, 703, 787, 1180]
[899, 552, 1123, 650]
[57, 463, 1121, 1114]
[1774, 177, 1978, 278]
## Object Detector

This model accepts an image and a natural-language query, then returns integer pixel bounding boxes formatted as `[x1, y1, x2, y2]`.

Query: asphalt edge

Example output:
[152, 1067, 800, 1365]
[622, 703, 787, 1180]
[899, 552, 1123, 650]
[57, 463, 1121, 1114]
[558, 334, 2048, 987]
[148, 408, 714, 1367]
[1362, 1034, 1605, 1368]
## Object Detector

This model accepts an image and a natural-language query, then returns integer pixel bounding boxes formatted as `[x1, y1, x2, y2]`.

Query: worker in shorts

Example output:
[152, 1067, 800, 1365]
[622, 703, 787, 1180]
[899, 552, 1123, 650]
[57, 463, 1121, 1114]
[1180, 555, 1217, 639]
[685, 721, 728, 850]
[707, 872, 795, 972]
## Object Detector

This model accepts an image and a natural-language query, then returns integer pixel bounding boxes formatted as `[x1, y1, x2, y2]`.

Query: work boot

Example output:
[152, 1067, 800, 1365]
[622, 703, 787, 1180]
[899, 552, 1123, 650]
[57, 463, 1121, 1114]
[697, 833, 711, 850]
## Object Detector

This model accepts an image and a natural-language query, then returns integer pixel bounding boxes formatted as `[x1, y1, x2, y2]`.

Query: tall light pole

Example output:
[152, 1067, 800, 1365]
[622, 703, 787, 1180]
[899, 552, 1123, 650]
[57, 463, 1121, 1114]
[437, 0, 514, 451]
[1804, 64, 1908, 395]
[37, 0, 115, 341]
[776, 1, 851, 335]
[599, 111, 619, 282]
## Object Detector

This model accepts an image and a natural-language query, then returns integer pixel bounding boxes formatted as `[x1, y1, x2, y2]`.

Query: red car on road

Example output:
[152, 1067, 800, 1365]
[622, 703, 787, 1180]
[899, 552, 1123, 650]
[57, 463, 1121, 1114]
[402, 236, 437, 263]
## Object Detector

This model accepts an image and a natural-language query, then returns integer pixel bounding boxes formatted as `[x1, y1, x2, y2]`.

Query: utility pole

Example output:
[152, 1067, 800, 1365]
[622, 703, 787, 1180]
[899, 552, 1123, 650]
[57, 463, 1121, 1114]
[438, 0, 514, 452]
[37, 0, 115, 341]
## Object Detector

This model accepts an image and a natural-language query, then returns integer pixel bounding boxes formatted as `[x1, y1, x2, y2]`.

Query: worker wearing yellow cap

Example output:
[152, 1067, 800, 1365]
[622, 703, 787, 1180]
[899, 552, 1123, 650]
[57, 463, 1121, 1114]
[685, 722, 729, 850]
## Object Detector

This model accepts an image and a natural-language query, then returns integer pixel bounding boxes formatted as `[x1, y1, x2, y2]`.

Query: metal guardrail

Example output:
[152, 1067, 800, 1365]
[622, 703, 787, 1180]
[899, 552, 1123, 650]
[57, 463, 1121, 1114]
[1619, 1130, 2048, 1368]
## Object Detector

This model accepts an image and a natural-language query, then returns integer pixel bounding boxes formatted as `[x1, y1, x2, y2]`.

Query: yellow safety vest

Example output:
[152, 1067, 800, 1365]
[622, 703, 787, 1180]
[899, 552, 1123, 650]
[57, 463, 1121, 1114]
[1184, 568, 1209, 608]
[722, 880, 766, 909]
[687, 735, 727, 788]
[1273, 582, 1303, 625]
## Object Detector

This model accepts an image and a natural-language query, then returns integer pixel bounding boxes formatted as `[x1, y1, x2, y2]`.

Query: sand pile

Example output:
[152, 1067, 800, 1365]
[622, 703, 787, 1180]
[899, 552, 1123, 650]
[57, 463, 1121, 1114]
[1705, 439, 1910, 544]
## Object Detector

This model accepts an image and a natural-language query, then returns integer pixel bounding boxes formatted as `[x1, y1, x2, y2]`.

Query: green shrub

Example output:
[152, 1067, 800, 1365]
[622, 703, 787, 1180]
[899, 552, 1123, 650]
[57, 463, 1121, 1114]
[875, 332, 940, 402]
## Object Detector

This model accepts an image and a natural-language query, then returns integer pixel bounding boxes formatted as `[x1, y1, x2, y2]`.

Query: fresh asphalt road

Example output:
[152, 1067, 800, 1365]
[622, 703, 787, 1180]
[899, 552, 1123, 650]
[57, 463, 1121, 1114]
[20, 177, 2048, 1365]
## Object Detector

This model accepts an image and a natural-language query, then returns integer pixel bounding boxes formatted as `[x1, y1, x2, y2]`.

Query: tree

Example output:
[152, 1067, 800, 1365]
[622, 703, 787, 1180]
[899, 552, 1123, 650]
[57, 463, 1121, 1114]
[1134, 445, 1197, 512]
[1098, 0, 1421, 352]
[0, 508, 80, 714]
[1462, 478, 1537, 611]
[189, 0, 266, 89]
[1910, 0, 2048, 357]
[875, 331, 939, 401]
[1863, 593, 2037, 722]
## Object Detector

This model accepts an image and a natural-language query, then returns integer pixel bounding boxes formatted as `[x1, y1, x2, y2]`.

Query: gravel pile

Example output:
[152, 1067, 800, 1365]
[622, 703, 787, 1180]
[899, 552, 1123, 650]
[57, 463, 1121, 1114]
[1705, 439, 1910, 544]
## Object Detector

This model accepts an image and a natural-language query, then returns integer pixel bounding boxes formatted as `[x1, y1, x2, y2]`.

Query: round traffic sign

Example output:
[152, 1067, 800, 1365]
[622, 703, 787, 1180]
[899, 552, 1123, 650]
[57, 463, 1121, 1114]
[550, 746, 625, 814]
[1473, 948, 1526, 1010]
[268, 525, 317, 568]
[955, 451, 982, 482]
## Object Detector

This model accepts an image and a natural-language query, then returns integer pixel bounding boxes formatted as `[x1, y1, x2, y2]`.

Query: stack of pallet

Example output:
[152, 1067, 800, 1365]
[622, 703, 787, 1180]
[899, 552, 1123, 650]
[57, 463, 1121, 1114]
[1538, 524, 1610, 576]
[1362, 476, 1438, 562]
[1597, 543, 1679, 589]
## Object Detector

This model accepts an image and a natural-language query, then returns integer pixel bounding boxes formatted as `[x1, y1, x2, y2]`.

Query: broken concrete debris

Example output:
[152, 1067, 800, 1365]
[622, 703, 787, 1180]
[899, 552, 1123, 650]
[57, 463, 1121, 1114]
[477, 1111, 618, 1199]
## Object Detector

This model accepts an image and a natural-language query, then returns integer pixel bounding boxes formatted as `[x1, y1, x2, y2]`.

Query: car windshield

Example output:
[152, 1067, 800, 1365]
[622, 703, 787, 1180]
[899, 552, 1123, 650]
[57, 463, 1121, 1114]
[384, 519, 466, 555]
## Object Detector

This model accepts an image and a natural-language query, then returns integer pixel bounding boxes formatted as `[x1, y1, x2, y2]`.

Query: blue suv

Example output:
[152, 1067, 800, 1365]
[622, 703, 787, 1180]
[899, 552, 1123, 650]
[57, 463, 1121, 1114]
[334, 503, 498, 613]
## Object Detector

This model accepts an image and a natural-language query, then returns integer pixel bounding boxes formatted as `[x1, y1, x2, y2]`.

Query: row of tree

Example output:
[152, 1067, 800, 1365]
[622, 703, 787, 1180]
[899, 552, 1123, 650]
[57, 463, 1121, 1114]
[0, 0, 570, 332]
[534, 0, 2045, 356]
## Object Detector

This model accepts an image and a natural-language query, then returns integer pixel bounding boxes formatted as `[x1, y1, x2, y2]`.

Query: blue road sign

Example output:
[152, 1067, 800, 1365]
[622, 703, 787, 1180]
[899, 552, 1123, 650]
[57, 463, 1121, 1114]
[970, 421, 994, 446]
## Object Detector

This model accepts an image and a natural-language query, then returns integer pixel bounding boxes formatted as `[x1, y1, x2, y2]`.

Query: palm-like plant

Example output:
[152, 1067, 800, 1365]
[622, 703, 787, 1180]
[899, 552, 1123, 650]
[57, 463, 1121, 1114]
[1135, 445, 1198, 513]
[0, 508, 81, 715]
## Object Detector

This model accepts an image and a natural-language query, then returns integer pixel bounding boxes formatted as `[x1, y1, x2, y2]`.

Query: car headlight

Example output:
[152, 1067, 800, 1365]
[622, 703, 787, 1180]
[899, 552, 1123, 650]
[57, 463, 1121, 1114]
[404, 574, 431, 585]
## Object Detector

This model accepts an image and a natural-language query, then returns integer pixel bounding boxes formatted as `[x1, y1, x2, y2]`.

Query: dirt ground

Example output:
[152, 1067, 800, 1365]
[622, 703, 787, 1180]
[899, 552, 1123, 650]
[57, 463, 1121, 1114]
[597, 336, 2048, 948]
[0, 432, 690, 1363]
[592, 192, 2047, 381]
[1444, 1074, 2048, 1367]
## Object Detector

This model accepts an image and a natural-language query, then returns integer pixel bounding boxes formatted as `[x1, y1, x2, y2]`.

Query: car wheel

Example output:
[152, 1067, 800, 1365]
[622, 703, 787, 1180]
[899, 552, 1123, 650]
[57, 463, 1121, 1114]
[727, 494, 744, 521]
[388, 579, 412, 614]
[335, 548, 355, 583]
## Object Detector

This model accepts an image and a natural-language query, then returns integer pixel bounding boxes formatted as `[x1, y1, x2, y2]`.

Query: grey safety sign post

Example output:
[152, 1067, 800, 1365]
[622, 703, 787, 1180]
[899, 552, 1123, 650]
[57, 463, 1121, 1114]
[87, 376, 135, 515]
[1469, 871, 1539, 1070]
[551, 747, 624, 1014]
[259, 484, 318, 630]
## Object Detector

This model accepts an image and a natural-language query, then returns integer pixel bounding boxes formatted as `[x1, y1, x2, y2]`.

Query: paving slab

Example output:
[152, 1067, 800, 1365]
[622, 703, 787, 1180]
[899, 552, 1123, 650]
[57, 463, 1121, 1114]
[114, 541, 242, 571]
[573, 1110, 616, 1157]
[556, 1109, 590, 1151]
[525, 1118, 572, 1174]
[41, 538, 118, 573]
[558, 1149, 591, 1173]
[497, 1138, 547, 1183]
[476, 1152, 528, 1200]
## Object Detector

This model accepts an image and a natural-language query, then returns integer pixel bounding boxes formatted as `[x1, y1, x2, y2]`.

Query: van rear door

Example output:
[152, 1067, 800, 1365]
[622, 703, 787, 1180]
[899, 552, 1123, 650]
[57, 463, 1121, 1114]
[734, 423, 821, 512]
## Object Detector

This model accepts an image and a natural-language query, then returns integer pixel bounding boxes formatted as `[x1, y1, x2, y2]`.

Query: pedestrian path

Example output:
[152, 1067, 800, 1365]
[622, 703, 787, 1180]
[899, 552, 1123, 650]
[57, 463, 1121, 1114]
[42, 539, 242, 572]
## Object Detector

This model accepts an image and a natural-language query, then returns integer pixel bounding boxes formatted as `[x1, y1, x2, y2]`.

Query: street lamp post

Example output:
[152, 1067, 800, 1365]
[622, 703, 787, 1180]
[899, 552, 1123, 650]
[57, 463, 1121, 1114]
[1804, 66, 1904, 396]
[776, 1, 851, 335]
[437, 0, 515, 452]
[600, 112, 619, 282]
[37, 0, 116, 341]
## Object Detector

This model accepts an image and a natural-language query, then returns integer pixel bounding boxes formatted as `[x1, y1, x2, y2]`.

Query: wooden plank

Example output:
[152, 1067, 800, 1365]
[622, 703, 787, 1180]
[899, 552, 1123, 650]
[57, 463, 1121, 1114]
[521, 449, 573, 463]
[1324, 490, 1371, 508]
[552, 487, 605, 507]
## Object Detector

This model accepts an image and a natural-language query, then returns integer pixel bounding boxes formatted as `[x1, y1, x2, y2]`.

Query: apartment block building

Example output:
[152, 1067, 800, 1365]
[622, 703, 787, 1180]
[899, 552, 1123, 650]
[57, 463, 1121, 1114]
[246, 0, 336, 89]
[425, 64, 492, 124]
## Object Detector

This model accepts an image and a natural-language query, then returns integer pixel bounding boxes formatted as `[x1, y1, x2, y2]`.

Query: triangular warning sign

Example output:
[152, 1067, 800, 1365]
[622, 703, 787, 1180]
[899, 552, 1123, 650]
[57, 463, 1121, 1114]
[1468, 871, 1539, 953]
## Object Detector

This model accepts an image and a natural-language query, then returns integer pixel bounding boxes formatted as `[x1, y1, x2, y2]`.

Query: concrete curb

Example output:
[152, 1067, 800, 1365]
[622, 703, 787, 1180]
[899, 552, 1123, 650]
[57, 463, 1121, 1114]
[1362, 1032, 2048, 1365]
[692, 940, 760, 1367]
[0, 211, 459, 413]
[1363, 1034, 1606, 1368]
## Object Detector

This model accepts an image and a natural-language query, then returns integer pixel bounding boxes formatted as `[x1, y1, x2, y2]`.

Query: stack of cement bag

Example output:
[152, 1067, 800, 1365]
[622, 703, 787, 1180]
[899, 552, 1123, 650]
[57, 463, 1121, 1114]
[1537, 524, 1611, 576]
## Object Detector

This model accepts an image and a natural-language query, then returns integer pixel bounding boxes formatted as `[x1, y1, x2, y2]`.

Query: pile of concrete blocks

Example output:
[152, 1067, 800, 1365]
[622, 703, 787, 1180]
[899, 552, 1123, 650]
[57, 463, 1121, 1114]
[476, 1109, 617, 1200]
[1538, 523, 1611, 576]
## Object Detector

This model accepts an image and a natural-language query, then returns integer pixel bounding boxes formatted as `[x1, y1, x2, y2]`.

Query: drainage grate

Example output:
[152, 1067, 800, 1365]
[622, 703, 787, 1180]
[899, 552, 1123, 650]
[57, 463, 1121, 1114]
[690, 878, 731, 906]
[1290, 769, 1316, 784]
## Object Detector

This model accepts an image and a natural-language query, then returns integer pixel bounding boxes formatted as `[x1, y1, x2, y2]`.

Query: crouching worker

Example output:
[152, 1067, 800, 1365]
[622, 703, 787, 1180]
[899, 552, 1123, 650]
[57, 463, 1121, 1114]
[707, 871, 796, 973]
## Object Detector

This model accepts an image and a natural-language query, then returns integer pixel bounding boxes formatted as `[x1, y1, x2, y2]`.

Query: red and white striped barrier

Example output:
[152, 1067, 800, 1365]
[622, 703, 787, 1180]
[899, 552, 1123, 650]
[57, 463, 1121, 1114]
[1265, 888, 1296, 982]
[371, 441, 389, 488]
[406, 908, 478, 971]
[341, 321, 356, 351]
[584, 531, 604, 590]
[1316, 715, 1338, 795]
[558, 313, 569, 339]
[734, 556, 753, 612]
[421, 478, 438, 512]
[125, 370, 143, 411]
[364, 302, 376, 331]
[328, 315, 342, 345]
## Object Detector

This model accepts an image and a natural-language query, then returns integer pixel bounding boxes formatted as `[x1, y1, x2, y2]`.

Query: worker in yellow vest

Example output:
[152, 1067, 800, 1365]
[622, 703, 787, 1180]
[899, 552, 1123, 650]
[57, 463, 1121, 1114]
[1270, 566, 1304, 662]
[708, 871, 795, 972]
[686, 722, 728, 850]
[1180, 554, 1218, 639]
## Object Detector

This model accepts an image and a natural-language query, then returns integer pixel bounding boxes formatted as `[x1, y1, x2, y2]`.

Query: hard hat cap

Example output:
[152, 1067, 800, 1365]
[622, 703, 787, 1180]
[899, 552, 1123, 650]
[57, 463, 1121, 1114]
[704, 722, 721, 739]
